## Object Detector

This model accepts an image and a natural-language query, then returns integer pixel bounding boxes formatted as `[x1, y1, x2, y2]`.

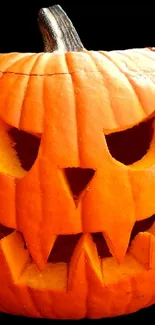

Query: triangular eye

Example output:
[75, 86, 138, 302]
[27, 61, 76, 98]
[64, 167, 95, 206]
[9, 127, 41, 171]
[105, 117, 154, 165]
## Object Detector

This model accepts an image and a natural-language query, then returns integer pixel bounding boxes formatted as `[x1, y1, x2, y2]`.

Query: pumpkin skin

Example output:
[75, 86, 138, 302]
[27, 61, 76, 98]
[0, 5, 155, 320]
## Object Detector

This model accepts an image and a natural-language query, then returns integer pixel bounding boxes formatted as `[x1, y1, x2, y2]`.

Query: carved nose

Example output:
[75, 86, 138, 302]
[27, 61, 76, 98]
[64, 167, 95, 206]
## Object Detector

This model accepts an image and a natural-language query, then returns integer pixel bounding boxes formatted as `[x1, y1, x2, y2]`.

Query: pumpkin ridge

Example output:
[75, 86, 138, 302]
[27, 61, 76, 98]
[139, 50, 155, 61]
[116, 49, 155, 76]
[108, 51, 155, 117]
[26, 288, 45, 318]
[64, 53, 80, 163]
[101, 51, 146, 116]
[116, 50, 143, 70]
[36, 79, 46, 266]
[0, 53, 33, 73]
[18, 53, 45, 128]
[2, 74, 30, 128]
[89, 50, 149, 130]
[26, 289, 43, 317]
[33, 157, 45, 268]
[117, 49, 155, 69]
[112, 49, 147, 71]
[6, 54, 39, 71]
[88, 51, 120, 128]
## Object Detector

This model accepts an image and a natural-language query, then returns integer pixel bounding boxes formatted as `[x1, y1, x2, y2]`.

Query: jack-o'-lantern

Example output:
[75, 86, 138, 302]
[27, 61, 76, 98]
[0, 4, 155, 320]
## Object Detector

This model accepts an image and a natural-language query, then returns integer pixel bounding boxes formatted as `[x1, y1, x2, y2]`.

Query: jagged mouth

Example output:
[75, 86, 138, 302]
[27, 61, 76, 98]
[43, 214, 155, 263]
[0, 214, 155, 291]
[1, 214, 155, 264]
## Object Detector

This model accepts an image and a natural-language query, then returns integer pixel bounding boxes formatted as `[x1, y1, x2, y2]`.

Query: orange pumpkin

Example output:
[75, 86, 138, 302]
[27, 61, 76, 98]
[0, 4, 155, 320]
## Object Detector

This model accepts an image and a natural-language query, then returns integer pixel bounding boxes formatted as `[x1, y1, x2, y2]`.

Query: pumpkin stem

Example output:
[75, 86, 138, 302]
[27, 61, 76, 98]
[38, 5, 84, 52]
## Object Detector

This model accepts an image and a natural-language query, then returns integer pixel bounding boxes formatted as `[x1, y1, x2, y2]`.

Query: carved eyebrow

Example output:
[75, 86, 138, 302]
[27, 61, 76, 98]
[103, 112, 155, 135]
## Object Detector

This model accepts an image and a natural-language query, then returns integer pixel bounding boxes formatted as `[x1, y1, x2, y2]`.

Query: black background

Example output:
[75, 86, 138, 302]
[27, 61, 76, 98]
[0, 0, 155, 323]
[0, 2, 155, 53]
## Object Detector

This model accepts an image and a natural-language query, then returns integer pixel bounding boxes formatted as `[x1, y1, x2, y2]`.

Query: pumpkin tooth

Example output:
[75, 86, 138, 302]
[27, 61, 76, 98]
[128, 232, 155, 270]
[0, 231, 30, 282]
[41, 234, 58, 265]
[102, 221, 134, 264]
[68, 233, 103, 292]
[31, 234, 58, 270]
[22, 230, 57, 271]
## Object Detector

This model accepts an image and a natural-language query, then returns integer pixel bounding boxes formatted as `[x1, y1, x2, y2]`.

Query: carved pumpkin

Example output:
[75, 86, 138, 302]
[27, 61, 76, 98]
[0, 4, 155, 320]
